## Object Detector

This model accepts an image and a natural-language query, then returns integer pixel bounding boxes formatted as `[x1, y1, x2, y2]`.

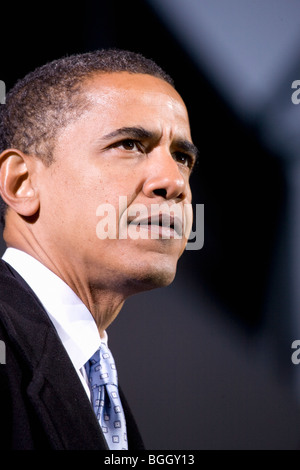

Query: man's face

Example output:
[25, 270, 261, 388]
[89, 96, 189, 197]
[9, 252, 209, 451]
[36, 72, 196, 294]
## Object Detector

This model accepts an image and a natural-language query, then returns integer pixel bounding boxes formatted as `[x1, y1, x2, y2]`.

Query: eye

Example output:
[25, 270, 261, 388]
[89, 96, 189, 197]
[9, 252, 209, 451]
[173, 151, 194, 169]
[116, 139, 142, 152]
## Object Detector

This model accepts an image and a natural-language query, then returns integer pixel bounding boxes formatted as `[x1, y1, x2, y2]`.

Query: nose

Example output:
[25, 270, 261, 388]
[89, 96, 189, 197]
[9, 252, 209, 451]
[142, 152, 188, 201]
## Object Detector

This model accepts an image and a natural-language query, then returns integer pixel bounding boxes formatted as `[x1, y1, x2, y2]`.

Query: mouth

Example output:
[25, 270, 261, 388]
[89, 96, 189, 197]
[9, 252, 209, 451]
[128, 213, 183, 239]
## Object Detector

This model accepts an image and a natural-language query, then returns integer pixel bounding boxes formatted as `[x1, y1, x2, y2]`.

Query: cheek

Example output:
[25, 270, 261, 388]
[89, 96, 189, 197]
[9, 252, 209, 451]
[41, 158, 142, 234]
[92, 169, 141, 214]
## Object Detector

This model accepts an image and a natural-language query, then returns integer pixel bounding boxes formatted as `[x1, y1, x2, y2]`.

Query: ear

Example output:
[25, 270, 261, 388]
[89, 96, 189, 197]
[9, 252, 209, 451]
[0, 148, 40, 217]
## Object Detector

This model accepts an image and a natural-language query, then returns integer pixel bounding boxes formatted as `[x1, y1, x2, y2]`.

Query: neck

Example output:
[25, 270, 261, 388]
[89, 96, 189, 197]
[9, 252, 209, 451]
[3, 215, 127, 336]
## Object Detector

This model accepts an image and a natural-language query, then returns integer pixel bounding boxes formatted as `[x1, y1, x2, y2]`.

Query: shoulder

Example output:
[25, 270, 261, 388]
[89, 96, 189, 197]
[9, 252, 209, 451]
[0, 258, 46, 312]
[0, 259, 56, 364]
[0, 258, 33, 292]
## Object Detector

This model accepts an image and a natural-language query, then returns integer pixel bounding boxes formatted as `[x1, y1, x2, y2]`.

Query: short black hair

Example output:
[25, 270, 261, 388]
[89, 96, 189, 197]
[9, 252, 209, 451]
[0, 49, 174, 224]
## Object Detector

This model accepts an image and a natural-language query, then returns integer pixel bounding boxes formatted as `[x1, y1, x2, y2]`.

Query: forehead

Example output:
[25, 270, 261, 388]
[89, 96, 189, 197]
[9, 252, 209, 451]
[80, 72, 191, 134]
[53, 72, 192, 153]
[83, 71, 183, 101]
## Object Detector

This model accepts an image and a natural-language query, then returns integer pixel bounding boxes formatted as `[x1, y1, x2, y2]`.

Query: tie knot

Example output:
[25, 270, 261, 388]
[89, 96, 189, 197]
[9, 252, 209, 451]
[85, 343, 118, 387]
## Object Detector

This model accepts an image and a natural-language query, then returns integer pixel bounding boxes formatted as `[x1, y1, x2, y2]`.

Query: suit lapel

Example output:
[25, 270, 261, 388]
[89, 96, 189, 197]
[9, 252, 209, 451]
[26, 328, 145, 449]
[119, 387, 145, 450]
[26, 326, 108, 450]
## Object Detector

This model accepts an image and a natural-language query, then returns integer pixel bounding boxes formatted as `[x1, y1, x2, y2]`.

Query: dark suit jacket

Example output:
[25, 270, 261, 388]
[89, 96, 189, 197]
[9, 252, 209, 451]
[0, 259, 144, 450]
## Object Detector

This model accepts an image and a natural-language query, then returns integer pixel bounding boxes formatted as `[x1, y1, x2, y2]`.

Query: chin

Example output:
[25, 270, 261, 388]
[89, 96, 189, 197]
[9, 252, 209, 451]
[125, 255, 179, 294]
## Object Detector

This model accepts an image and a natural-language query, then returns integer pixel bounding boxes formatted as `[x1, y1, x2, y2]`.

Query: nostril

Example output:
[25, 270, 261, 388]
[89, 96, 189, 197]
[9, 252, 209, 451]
[153, 188, 167, 198]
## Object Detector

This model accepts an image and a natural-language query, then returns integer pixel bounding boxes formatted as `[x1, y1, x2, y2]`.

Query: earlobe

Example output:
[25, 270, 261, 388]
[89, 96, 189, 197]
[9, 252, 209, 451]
[0, 149, 40, 217]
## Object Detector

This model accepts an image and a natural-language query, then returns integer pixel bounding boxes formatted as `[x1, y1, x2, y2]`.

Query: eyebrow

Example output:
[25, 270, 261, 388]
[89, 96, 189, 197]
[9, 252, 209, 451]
[102, 126, 153, 141]
[101, 126, 199, 162]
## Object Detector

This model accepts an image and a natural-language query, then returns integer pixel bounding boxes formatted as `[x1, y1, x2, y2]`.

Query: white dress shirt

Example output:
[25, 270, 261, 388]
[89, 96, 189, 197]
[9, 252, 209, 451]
[2, 247, 104, 399]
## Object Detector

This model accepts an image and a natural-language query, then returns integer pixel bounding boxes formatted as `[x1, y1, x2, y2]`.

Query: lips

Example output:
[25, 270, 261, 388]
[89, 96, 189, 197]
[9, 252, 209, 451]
[128, 213, 183, 239]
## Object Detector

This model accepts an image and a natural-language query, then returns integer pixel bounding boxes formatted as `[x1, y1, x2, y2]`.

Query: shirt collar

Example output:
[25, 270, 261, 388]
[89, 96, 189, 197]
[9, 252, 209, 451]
[2, 247, 102, 371]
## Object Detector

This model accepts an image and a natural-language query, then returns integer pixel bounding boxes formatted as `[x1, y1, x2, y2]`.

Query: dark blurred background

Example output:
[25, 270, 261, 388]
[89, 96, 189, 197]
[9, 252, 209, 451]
[2, 0, 300, 449]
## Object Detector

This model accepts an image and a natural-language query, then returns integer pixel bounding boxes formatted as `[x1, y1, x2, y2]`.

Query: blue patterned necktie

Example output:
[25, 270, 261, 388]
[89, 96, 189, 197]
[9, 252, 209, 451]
[84, 341, 128, 450]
